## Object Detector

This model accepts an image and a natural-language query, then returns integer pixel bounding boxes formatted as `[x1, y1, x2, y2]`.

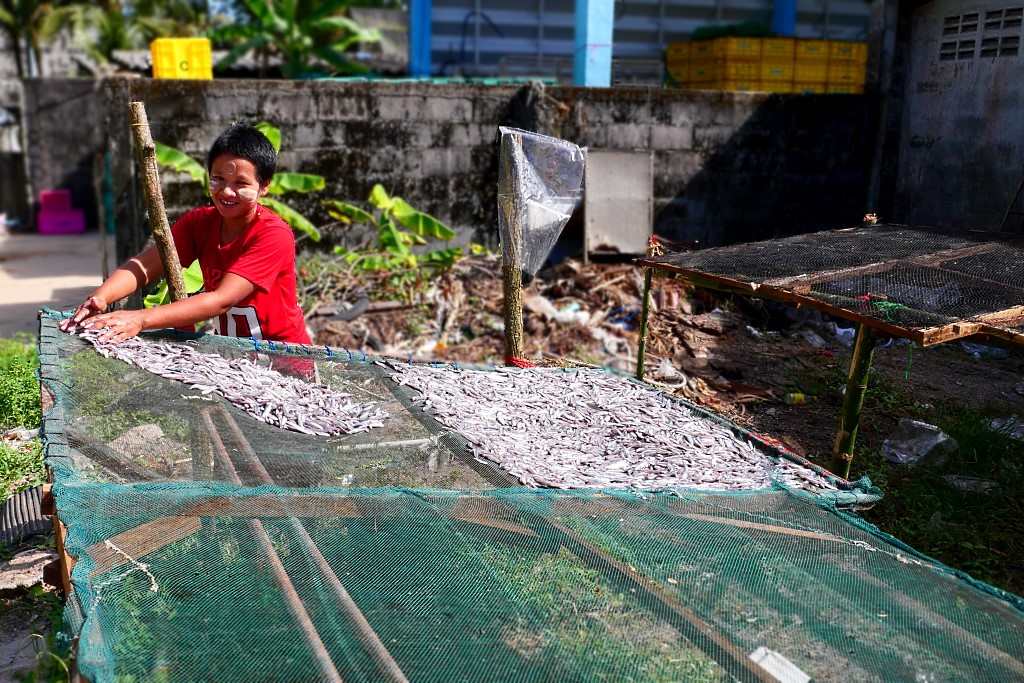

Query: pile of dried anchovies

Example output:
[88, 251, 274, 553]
[76, 330, 387, 436]
[391, 364, 837, 492]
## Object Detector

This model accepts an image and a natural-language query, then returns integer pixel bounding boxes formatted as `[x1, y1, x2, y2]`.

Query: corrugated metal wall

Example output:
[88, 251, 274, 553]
[431, 0, 872, 80]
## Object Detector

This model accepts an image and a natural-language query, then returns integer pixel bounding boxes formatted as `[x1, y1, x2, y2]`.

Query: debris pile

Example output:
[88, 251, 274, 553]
[75, 329, 387, 436]
[390, 362, 837, 492]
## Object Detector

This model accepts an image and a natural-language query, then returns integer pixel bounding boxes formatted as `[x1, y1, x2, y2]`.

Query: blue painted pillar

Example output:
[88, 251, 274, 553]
[573, 0, 614, 87]
[772, 0, 797, 36]
[409, 0, 432, 78]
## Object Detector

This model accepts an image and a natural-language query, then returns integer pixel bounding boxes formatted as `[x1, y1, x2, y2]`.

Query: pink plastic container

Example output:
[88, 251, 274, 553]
[38, 210, 86, 235]
[39, 189, 73, 212]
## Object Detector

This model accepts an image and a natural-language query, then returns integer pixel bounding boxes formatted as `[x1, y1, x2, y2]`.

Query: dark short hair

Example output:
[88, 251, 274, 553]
[206, 123, 276, 184]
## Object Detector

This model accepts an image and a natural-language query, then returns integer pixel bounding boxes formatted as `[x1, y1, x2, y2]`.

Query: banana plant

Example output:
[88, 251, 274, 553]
[325, 184, 463, 272]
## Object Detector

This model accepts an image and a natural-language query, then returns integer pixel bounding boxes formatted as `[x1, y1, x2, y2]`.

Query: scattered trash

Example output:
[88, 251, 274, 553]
[3, 427, 39, 443]
[798, 329, 828, 349]
[990, 416, 1024, 441]
[653, 358, 686, 383]
[882, 419, 958, 466]
[784, 392, 808, 406]
[1016, 382, 1024, 397]
[961, 342, 1011, 361]
[745, 325, 763, 340]
[942, 475, 999, 494]
[830, 323, 857, 347]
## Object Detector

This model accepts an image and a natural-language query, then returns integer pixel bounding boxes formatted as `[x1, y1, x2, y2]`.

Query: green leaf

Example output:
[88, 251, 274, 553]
[368, 184, 394, 211]
[267, 172, 325, 195]
[389, 198, 456, 240]
[323, 200, 375, 225]
[305, 0, 352, 24]
[143, 261, 205, 308]
[254, 121, 281, 153]
[259, 196, 321, 241]
[155, 142, 206, 184]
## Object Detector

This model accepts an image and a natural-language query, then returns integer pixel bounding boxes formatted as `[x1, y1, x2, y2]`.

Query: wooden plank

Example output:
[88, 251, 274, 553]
[180, 495, 362, 518]
[681, 513, 842, 542]
[636, 259, 928, 344]
[87, 516, 201, 576]
[856, 571, 1024, 679]
[52, 516, 75, 596]
[450, 497, 538, 538]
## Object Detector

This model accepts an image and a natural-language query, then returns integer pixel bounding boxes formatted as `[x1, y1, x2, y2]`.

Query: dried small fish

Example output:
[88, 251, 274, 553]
[390, 363, 837, 493]
[75, 329, 387, 436]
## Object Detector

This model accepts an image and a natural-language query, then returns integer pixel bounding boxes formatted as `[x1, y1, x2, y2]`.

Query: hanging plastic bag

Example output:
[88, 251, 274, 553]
[497, 127, 585, 282]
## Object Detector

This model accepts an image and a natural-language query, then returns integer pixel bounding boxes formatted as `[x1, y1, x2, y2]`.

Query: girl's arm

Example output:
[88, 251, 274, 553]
[61, 246, 166, 331]
[80, 274, 256, 344]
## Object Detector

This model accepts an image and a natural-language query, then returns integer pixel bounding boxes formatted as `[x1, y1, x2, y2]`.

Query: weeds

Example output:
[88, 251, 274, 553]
[0, 335, 41, 431]
[1, 439, 44, 502]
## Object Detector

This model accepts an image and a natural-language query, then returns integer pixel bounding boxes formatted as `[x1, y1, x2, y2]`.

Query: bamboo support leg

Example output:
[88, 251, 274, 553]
[833, 324, 878, 478]
[128, 101, 186, 302]
[635, 266, 654, 380]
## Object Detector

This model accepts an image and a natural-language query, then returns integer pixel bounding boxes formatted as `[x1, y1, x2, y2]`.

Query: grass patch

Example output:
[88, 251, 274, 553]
[0, 335, 40, 431]
[852, 406, 1024, 595]
[1, 439, 44, 502]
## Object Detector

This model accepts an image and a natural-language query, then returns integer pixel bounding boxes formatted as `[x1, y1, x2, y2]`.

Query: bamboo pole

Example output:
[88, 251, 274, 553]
[635, 267, 654, 380]
[635, 237, 663, 380]
[833, 323, 878, 478]
[128, 101, 186, 302]
[502, 216, 525, 364]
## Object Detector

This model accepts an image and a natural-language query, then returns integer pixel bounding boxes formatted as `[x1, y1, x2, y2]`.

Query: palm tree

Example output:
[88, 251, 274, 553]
[213, 0, 380, 78]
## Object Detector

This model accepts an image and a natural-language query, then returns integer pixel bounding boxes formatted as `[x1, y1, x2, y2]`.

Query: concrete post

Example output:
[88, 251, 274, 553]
[409, 0, 433, 78]
[573, 0, 614, 87]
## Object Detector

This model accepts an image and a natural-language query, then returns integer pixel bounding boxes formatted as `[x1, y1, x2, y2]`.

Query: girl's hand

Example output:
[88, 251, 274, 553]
[61, 296, 108, 332]
[82, 310, 146, 344]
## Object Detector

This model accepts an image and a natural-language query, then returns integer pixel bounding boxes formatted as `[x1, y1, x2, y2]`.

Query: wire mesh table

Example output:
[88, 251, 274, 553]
[635, 223, 1024, 476]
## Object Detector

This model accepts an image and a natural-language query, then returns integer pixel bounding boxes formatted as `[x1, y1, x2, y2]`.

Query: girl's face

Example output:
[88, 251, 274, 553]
[209, 154, 266, 220]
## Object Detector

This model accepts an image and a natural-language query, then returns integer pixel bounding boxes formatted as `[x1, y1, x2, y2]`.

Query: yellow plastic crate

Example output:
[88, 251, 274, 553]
[762, 38, 796, 61]
[827, 62, 867, 84]
[715, 79, 760, 92]
[795, 39, 830, 62]
[795, 61, 828, 82]
[794, 82, 827, 94]
[691, 40, 717, 60]
[713, 37, 762, 60]
[666, 62, 689, 83]
[761, 81, 794, 93]
[688, 61, 718, 83]
[720, 61, 760, 80]
[666, 42, 690, 62]
[829, 41, 868, 64]
[151, 38, 213, 80]
[826, 83, 865, 94]
[761, 61, 794, 81]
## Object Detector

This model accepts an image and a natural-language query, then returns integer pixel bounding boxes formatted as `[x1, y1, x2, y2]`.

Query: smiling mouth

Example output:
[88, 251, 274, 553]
[219, 198, 239, 208]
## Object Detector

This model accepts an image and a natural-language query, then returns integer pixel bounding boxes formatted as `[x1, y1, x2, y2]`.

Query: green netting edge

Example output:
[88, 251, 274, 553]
[38, 309, 880, 506]
[36, 309, 1024, 630]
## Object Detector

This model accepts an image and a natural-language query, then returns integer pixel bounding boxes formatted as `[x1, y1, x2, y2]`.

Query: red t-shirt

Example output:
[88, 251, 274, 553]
[171, 206, 311, 345]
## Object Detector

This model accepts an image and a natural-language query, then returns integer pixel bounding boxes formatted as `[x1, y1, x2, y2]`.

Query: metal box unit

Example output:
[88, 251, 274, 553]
[584, 150, 654, 258]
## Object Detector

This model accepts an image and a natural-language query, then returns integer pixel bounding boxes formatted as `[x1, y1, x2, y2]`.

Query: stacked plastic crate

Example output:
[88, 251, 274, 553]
[665, 37, 867, 94]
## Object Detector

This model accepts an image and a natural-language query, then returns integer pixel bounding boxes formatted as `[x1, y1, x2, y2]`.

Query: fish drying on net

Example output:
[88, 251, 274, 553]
[75, 329, 387, 436]
[390, 363, 837, 493]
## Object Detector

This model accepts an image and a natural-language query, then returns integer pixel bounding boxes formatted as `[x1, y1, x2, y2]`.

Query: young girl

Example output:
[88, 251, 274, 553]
[62, 124, 310, 346]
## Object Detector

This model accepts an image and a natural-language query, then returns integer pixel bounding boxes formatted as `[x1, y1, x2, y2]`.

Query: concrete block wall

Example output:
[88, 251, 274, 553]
[99, 79, 876, 260]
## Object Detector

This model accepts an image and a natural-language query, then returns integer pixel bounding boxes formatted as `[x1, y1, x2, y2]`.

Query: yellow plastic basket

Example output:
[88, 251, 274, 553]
[795, 39, 830, 62]
[795, 61, 829, 82]
[720, 61, 760, 80]
[826, 83, 866, 94]
[713, 37, 762, 60]
[761, 61, 794, 81]
[829, 41, 868, 64]
[761, 81, 794, 93]
[715, 79, 761, 92]
[691, 40, 717, 60]
[666, 42, 690, 62]
[762, 38, 796, 61]
[827, 62, 867, 84]
[151, 38, 213, 80]
[688, 61, 718, 83]
[794, 82, 827, 94]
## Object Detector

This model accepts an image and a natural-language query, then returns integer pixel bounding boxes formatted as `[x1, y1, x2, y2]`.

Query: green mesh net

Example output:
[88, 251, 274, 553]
[37, 311, 1024, 682]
